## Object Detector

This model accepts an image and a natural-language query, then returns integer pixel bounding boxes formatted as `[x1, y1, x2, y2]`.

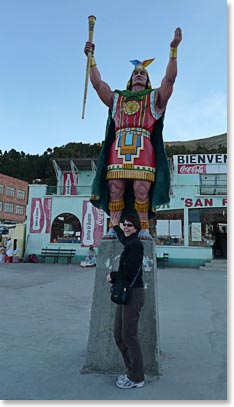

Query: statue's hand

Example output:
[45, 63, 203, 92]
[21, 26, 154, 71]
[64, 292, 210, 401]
[84, 41, 95, 56]
[170, 27, 182, 48]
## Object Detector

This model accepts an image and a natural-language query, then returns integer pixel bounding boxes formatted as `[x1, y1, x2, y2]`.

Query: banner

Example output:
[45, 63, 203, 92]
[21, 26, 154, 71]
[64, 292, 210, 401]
[178, 164, 227, 175]
[63, 172, 78, 195]
[81, 201, 104, 247]
[30, 198, 52, 234]
[174, 154, 227, 165]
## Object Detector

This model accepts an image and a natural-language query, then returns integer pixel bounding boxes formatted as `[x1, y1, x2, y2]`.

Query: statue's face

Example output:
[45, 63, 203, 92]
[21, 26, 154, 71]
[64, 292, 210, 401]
[131, 68, 148, 88]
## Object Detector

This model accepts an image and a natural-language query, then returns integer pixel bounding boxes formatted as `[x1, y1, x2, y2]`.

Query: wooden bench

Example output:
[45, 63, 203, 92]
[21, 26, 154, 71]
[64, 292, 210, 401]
[40, 247, 76, 264]
[156, 252, 169, 268]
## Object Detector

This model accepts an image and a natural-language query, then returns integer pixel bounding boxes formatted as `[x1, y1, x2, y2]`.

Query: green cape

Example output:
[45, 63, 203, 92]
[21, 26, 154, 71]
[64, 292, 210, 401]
[90, 89, 170, 220]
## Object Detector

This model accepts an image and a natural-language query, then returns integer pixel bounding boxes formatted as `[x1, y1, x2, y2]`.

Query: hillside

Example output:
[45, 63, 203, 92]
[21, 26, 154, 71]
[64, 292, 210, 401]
[165, 133, 227, 151]
[0, 133, 227, 184]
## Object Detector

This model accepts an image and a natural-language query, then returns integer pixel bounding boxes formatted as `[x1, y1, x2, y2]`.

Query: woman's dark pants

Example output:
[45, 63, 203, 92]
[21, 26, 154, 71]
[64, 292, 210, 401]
[114, 287, 145, 383]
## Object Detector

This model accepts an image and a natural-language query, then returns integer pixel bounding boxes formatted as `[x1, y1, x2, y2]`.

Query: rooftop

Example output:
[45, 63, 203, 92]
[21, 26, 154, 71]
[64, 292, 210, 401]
[52, 158, 98, 171]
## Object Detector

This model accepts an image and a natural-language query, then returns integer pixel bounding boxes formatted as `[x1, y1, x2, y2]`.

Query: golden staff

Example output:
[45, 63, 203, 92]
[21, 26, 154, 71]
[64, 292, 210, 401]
[82, 15, 96, 119]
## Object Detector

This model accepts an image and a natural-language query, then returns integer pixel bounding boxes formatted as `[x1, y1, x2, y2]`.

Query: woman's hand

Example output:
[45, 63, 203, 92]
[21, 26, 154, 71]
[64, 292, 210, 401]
[106, 273, 112, 283]
[111, 212, 121, 227]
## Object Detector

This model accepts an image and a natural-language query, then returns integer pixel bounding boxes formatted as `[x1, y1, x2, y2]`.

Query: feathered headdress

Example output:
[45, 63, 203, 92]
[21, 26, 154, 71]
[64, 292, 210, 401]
[126, 58, 155, 90]
[129, 58, 155, 69]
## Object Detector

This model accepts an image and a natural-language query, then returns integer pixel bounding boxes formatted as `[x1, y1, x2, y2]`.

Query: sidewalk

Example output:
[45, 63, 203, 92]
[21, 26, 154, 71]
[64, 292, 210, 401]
[0, 262, 227, 400]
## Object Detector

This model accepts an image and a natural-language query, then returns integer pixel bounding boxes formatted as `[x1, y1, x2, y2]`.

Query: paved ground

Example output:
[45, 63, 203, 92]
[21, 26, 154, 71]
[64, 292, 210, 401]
[0, 262, 227, 400]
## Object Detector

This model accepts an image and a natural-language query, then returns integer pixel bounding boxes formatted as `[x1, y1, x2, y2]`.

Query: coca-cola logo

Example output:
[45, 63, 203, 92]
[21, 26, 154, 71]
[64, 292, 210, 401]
[178, 164, 206, 174]
[81, 201, 104, 247]
[95, 209, 104, 226]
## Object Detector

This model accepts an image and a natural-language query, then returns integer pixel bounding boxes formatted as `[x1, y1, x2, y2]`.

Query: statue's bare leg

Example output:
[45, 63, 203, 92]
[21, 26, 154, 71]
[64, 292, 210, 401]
[108, 179, 127, 232]
[133, 180, 151, 236]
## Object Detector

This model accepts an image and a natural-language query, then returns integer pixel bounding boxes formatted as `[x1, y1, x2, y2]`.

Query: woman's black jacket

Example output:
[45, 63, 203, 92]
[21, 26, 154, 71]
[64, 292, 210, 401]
[110, 225, 144, 288]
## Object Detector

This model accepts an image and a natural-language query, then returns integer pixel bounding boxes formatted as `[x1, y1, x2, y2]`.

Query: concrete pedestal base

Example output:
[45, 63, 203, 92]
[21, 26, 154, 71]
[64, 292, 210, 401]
[81, 238, 160, 376]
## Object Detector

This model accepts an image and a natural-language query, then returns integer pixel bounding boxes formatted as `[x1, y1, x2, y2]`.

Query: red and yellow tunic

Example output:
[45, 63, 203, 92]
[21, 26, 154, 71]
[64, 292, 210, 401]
[106, 89, 162, 182]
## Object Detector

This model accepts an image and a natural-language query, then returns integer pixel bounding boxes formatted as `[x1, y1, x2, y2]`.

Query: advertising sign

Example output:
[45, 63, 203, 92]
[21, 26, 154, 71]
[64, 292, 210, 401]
[178, 164, 206, 174]
[63, 172, 78, 195]
[174, 154, 227, 165]
[30, 198, 52, 234]
[81, 201, 104, 247]
[191, 222, 202, 241]
[174, 154, 227, 175]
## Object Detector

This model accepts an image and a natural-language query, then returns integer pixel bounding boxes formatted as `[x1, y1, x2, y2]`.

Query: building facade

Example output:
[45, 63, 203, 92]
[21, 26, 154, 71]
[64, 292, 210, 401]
[25, 158, 105, 261]
[25, 154, 227, 267]
[154, 153, 227, 266]
[0, 173, 28, 224]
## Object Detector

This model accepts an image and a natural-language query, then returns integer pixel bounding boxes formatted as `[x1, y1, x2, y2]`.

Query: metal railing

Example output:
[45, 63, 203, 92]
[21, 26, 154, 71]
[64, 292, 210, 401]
[46, 185, 92, 196]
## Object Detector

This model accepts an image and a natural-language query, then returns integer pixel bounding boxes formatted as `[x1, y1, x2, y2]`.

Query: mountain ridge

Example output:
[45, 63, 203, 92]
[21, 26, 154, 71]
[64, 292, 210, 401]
[165, 133, 227, 150]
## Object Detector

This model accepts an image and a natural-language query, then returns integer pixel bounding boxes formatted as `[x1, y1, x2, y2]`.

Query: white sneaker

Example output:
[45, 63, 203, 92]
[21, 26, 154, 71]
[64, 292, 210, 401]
[116, 374, 128, 385]
[116, 378, 145, 389]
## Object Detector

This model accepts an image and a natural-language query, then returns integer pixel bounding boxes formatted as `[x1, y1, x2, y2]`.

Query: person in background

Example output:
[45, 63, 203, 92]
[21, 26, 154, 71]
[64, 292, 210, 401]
[106, 214, 144, 389]
[0, 242, 6, 263]
[86, 245, 96, 265]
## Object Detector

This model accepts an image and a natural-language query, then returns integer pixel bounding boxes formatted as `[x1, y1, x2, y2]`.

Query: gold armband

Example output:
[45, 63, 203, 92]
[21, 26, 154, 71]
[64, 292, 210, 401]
[135, 199, 150, 212]
[170, 47, 177, 58]
[108, 199, 125, 211]
[90, 56, 96, 67]
[140, 221, 149, 230]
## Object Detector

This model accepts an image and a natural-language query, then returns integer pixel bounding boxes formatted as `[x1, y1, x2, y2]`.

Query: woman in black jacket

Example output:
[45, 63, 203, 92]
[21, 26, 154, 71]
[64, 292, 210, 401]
[106, 215, 145, 389]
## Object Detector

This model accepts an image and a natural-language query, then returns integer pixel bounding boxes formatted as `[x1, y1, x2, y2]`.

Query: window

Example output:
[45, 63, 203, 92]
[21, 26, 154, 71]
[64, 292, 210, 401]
[155, 209, 184, 246]
[6, 187, 15, 197]
[15, 205, 24, 215]
[50, 213, 81, 243]
[0, 201, 2, 211]
[189, 207, 227, 248]
[4, 202, 14, 213]
[17, 190, 26, 200]
[0, 185, 4, 194]
[200, 174, 227, 195]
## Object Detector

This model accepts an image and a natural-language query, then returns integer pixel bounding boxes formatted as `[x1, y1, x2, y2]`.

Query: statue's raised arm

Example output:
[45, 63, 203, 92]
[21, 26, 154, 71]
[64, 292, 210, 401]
[156, 27, 182, 113]
[84, 41, 114, 109]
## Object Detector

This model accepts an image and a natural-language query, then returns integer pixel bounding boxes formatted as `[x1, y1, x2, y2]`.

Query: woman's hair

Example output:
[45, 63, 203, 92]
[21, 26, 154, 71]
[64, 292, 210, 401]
[124, 215, 141, 232]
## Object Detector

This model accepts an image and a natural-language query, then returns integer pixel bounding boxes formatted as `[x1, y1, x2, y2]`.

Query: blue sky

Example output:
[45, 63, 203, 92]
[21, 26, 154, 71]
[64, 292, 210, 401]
[0, 0, 227, 155]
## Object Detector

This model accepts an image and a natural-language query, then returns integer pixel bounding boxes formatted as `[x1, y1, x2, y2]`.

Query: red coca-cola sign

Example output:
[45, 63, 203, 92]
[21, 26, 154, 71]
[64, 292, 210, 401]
[81, 201, 104, 247]
[30, 198, 52, 233]
[178, 164, 207, 174]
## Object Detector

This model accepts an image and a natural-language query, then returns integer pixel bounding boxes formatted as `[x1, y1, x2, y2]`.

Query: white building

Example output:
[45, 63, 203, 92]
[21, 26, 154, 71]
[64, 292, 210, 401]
[25, 154, 227, 267]
[25, 158, 106, 262]
[154, 153, 227, 266]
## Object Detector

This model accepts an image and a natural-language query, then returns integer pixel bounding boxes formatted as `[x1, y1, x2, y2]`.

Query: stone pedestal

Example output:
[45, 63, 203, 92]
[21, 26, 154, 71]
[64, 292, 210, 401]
[81, 238, 160, 376]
